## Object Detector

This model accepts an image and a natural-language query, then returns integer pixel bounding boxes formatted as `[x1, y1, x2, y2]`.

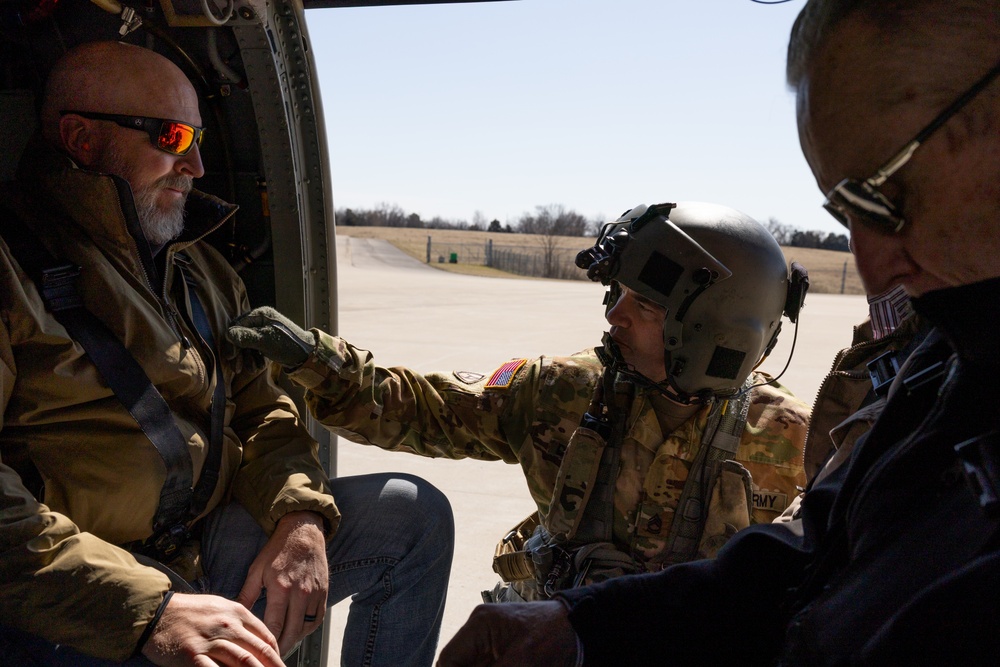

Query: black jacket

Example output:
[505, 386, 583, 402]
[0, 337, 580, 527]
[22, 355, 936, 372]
[559, 277, 1000, 666]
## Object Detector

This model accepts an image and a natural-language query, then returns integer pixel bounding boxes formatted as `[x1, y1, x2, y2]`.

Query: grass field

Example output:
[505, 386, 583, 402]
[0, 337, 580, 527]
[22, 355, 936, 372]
[336, 225, 864, 295]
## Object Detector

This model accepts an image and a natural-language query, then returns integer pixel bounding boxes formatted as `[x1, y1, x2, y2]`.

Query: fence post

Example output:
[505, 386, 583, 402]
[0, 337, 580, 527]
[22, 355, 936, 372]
[426, 236, 431, 264]
[840, 260, 847, 294]
[486, 239, 493, 267]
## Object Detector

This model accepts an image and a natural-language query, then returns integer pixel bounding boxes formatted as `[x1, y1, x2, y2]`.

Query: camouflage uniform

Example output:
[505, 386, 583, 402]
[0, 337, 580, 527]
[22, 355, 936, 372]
[289, 331, 809, 594]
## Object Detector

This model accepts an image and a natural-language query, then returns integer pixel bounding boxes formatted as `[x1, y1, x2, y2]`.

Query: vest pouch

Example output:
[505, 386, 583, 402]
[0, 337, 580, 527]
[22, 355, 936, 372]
[697, 459, 753, 559]
[546, 425, 608, 541]
[524, 523, 557, 590]
[484, 523, 559, 602]
[525, 528, 642, 598]
[481, 579, 530, 604]
[568, 541, 643, 588]
[488, 518, 639, 602]
[484, 514, 547, 602]
[490, 512, 541, 583]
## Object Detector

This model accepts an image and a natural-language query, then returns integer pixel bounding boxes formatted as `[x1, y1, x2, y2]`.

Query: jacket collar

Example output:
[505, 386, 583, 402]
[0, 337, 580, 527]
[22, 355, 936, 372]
[15, 133, 237, 252]
[912, 276, 1000, 369]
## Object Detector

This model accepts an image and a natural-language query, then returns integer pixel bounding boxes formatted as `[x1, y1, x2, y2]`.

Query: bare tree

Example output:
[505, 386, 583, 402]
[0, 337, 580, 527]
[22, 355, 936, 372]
[516, 204, 589, 278]
[766, 217, 796, 245]
[370, 202, 408, 227]
[471, 210, 488, 231]
[587, 213, 609, 237]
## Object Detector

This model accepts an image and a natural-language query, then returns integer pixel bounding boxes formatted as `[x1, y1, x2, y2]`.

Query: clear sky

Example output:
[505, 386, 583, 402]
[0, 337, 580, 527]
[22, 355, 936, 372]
[303, 0, 843, 236]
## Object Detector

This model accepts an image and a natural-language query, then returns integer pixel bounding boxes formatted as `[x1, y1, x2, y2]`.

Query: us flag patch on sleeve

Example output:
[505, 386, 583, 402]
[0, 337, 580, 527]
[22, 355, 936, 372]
[485, 358, 528, 389]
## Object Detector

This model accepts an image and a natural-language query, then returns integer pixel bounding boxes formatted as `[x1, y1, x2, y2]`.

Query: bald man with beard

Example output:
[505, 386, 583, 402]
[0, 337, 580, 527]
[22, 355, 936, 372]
[0, 41, 453, 666]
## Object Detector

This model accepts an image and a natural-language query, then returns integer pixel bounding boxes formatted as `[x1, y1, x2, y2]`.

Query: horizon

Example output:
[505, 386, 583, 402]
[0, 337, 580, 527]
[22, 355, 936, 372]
[304, 0, 841, 236]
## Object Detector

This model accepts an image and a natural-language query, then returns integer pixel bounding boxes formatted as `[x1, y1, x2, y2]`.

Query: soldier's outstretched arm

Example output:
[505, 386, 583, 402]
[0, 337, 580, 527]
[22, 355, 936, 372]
[437, 601, 579, 667]
[228, 306, 520, 462]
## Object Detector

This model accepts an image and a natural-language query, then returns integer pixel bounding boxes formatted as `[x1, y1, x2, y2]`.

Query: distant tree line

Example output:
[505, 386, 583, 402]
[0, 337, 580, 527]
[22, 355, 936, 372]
[336, 202, 598, 236]
[766, 218, 850, 252]
[335, 203, 850, 252]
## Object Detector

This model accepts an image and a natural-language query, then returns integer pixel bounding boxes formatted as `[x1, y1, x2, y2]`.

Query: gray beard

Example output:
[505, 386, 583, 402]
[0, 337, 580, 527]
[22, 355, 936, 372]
[102, 144, 189, 246]
[133, 183, 187, 246]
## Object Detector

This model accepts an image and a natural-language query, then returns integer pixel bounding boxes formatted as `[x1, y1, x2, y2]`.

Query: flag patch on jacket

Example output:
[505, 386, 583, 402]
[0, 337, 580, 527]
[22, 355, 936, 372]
[485, 359, 528, 389]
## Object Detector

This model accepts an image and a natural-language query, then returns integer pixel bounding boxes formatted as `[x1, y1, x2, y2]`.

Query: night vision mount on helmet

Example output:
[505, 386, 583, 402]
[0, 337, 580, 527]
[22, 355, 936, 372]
[576, 202, 808, 401]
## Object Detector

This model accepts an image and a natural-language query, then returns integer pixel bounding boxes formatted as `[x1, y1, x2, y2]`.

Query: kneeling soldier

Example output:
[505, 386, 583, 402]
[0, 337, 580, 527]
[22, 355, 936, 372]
[228, 201, 811, 601]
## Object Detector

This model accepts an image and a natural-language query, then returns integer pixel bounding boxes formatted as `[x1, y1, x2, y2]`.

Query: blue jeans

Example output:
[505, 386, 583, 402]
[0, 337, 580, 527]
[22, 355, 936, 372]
[0, 472, 454, 667]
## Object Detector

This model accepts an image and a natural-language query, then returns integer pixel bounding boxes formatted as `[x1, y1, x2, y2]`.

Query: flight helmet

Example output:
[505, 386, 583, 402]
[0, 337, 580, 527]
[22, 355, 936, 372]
[576, 202, 807, 400]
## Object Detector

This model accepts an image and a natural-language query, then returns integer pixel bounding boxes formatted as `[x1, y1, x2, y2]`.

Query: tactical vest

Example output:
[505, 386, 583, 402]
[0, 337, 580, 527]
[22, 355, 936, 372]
[485, 366, 753, 602]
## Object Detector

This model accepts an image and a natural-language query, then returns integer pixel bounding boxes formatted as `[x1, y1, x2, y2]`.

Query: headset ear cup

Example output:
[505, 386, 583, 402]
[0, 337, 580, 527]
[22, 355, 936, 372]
[784, 262, 810, 323]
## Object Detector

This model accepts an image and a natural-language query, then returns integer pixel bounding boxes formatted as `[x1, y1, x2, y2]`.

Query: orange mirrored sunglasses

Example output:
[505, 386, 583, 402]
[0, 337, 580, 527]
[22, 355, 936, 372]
[61, 110, 205, 155]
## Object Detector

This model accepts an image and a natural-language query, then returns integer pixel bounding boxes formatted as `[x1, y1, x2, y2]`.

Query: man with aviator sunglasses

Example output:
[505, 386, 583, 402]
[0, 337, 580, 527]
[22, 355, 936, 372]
[0, 41, 454, 666]
[434, 1, 1000, 665]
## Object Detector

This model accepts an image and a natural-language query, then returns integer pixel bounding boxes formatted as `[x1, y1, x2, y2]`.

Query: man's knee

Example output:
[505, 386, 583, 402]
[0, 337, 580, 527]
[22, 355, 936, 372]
[378, 473, 452, 519]
[373, 473, 452, 535]
[330, 472, 455, 549]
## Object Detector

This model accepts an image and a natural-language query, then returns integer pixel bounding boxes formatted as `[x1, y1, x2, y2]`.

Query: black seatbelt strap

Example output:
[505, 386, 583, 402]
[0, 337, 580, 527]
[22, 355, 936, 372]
[0, 216, 194, 540]
[178, 259, 225, 520]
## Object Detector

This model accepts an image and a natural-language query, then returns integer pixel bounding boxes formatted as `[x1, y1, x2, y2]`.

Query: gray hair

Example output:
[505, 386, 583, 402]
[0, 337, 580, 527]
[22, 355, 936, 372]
[787, 0, 1000, 114]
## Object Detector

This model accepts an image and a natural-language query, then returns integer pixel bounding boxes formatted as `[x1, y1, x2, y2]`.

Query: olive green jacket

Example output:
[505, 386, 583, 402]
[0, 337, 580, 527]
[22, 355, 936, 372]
[0, 139, 337, 661]
[803, 311, 925, 481]
[774, 311, 925, 529]
[290, 330, 808, 572]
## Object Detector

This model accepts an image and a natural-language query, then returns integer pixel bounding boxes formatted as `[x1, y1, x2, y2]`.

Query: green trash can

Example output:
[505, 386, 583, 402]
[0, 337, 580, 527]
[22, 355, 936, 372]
[449, 252, 458, 264]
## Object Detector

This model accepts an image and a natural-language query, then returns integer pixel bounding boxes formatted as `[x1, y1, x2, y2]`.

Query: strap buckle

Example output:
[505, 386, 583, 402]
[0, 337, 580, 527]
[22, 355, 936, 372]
[40, 263, 83, 312]
[150, 524, 190, 562]
[955, 432, 1000, 515]
[542, 545, 573, 598]
[866, 350, 901, 397]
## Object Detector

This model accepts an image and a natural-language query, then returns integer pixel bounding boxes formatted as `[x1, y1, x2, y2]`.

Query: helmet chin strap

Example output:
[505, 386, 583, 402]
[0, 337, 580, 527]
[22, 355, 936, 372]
[596, 332, 707, 405]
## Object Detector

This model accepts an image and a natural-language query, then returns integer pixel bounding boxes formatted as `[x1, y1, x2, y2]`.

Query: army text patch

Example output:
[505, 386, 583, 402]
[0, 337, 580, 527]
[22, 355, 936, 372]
[753, 490, 788, 513]
[485, 358, 528, 389]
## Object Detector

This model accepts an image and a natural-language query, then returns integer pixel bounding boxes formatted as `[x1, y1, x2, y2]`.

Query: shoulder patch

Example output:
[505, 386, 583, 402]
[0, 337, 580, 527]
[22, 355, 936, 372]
[453, 370, 485, 384]
[485, 358, 528, 389]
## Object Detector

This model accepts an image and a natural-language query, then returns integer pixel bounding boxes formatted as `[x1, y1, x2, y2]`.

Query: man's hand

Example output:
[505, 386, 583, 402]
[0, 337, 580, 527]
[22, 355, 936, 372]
[141, 592, 284, 666]
[226, 306, 317, 367]
[437, 600, 579, 667]
[236, 511, 329, 657]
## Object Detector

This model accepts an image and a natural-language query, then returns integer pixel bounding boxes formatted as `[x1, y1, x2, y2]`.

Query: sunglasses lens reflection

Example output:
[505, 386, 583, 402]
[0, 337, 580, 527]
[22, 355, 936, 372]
[158, 121, 196, 155]
[825, 180, 902, 234]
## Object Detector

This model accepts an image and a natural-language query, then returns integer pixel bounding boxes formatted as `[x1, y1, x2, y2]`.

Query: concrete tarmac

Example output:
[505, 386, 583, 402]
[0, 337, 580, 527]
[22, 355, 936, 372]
[324, 236, 870, 664]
